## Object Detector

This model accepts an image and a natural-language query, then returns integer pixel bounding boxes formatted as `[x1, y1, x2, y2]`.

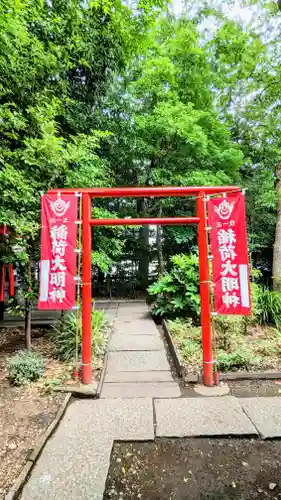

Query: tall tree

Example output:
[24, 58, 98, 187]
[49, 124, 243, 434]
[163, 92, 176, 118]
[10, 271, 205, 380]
[98, 16, 243, 281]
[0, 0, 167, 333]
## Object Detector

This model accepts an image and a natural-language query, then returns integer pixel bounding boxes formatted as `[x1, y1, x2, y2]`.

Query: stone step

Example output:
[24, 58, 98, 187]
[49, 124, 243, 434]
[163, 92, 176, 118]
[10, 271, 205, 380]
[113, 320, 159, 335]
[155, 397, 258, 437]
[104, 370, 174, 383]
[109, 334, 164, 351]
[115, 310, 150, 319]
[100, 382, 181, 399]
[107, 350, 170, 372]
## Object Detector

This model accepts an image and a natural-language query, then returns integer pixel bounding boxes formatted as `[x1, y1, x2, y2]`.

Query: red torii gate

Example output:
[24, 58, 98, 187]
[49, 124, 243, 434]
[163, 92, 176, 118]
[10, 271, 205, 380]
[49, 186, 241, 387]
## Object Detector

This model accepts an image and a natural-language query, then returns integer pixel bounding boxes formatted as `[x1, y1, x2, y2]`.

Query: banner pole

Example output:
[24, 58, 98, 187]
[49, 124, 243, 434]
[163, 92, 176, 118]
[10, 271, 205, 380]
[82, 193, 92, 384]
[197, 193, 214, 387]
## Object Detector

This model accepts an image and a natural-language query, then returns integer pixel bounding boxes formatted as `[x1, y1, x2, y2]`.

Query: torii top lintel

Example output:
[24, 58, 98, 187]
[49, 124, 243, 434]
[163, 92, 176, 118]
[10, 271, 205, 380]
[48, 186, 241, 198]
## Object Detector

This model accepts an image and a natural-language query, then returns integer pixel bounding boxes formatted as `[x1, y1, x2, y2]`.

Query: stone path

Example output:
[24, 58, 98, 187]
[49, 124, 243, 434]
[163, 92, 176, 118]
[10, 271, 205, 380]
[100, 302, 181, 399]
[20, 301, 281, 500]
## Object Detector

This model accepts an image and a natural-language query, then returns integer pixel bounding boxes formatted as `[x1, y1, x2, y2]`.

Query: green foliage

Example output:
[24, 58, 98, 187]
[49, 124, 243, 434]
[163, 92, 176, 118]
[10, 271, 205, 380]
[7, 350, 44, 386]
[52, 310, 108, 362]
[168, 317, 265, 372]
[0, 0, 163, 305]
[213, 317, 244, 356]
[91, 207, 125, 273]
[216, 348, 257, 372]
[255, 289, 281, 327]
[148, 254, 200, 318]
[168, 318, 202, 365]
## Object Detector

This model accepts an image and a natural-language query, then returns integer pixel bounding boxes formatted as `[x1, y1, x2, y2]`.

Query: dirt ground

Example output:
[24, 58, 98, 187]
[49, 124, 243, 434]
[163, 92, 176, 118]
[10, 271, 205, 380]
[0, 328, 67, 498]
[104, 438, 281, 500]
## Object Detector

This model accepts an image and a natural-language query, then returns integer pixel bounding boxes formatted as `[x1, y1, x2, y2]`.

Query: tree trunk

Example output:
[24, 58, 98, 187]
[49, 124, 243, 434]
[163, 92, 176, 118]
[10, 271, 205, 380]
[25, 299, 32, 350]
[273, 160, 281, 291]
[25, 260, 32, 349]
[138, 225, 150, 289]
[156, 206, 164, 277]
[137, 198, 150, 289]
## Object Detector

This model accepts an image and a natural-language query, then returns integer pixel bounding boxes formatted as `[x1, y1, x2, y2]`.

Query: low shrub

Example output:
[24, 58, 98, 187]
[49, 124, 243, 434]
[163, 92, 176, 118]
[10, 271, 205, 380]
[168, 318, 202, 366]
[168, 317, 264, 372]
[216, 348, 259, 372]
[52, 309, 108, 362]
[148, 254, 200, 319]
[255, 289, 281, 328]
[214, 316, 246, 351]
[8, 350, 44, 386]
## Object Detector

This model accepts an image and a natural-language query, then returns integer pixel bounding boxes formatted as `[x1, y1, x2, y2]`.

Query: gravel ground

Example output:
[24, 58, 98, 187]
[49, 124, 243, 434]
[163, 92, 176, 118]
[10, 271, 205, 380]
[104, 438, 281, 500]
[0, 328, 66, 498]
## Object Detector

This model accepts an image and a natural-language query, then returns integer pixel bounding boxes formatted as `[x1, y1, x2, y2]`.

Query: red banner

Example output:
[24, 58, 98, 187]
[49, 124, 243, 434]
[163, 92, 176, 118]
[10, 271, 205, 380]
[38, 194, 78, 310]
[208, 193, 251, 315]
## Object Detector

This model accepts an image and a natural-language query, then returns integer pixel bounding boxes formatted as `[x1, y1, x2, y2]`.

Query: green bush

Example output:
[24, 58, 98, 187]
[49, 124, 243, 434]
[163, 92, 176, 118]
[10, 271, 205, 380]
[168, 318, 202, 364]
[255, 289, 281, 327]
[8, 350, 44, 386]
[168, 317, 263, 372]
[148, 254, 200, 319]
[52, 309, 108, 362]
[216, 348, 260, 372]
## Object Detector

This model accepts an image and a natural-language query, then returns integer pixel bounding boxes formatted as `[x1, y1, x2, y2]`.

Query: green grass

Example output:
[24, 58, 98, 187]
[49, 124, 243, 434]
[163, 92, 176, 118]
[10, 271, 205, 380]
[168, 318, 281, 372]
[51, 309, 108, 362]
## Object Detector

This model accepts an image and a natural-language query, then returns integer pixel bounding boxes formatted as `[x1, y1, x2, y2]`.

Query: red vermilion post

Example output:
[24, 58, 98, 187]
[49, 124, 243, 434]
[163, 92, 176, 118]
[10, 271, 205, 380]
[197, 193, 213, 387]
[82, 193, 92, 384]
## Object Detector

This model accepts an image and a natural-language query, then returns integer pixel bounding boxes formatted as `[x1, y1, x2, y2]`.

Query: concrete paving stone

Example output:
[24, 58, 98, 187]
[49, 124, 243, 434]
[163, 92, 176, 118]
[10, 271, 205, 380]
[21, 398, 154, 500]
[113, 320, 159, 335]
[116, 312, 151, 321]
[101, 382, 181, 399]
[109, 334, 164, 351]
[239, 397, 281, 438]
[104, 370, 174, 383]
[59, 398, 154, 441]
[21, 434, 112, 500]
[117, 302, 148, 309]
[114, 316, 153, 323]
[155, 397, 258, 437]
[107, 350, 170, 372]
[95, 301, 119, 309]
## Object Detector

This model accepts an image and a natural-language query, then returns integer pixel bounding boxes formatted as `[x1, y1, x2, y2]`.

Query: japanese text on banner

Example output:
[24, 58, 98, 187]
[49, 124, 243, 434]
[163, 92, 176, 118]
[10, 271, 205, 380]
[38, 194, 78, 310]
[208, 193, 251, 315]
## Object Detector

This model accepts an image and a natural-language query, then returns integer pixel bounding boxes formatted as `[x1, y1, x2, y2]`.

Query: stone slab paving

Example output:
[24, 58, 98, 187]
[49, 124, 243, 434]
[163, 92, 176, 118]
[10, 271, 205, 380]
[239, 397, 281, 438]
[104, 370, 174, 383]
[21, 399, 154, 500]
[21, 434, 112, 500]
[113, 320, 159, 334]
[106, 350, 170, 372]
[101, 382, 181, 399]
[116, 309, 151, 318]
[110, 333, 163, 351]
[117, 302, 149, 309]
[22, 302, 276, 500]
[102, 301, 180, 398]
[155, 397, 258, 437]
